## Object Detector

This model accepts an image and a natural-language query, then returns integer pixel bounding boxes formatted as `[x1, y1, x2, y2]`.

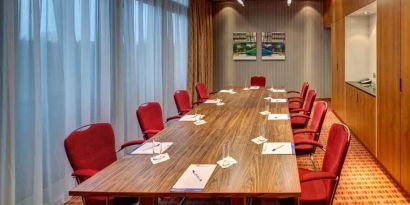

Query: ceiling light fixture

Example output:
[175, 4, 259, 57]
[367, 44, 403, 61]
[237, 0, 245, 7]
[363, 11, 369, 15]
[287, 0, 292, 6]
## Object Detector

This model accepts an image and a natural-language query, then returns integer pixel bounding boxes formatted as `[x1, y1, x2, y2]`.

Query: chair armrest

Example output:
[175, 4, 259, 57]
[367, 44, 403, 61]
[72, 169, 98, 178]
[166, 115, 182, 122]
[290, 108, 305, 113]
[209, 91, 218, 95]
[294, 140, 323, 149]
[288, 96, 303, 100]
[118, 139, 145, 151]
[193, 101, 202, 106]
[290, 114, 310, 120]
[144, 130, 161, 135]
[287, 90, 300, 94]
[288, 99, 303, 104]
[293, 129, 317, 135]
[300, 171, 337, 183]
[180, 109, 191, 113]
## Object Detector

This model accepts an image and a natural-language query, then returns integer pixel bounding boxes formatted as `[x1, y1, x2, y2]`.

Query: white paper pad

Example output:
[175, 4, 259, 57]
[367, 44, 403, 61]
[268, 114, 290, 120]
[171, 164, 217, 192]
[260, 110, 271, 116]
[243, 88, 250, 91]
[217, 156, 238, 168]
[251, 136, 268, 144]
[271, 98, 288, 103]
[131, 142, 173, 155]
[204, 99, 218, 104]
[262, 142, 295, 155]
[269, 88, 286, 93]
[219, 89, 235, 94]
[194, 120, 207, 125]
[179, 114, 204, 122]
[250, 86, 260, 90]
[150, 153, 171, 164]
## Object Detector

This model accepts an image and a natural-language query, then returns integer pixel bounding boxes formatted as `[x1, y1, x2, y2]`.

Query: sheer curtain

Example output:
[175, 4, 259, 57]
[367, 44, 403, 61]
[0, 0, 189, 204]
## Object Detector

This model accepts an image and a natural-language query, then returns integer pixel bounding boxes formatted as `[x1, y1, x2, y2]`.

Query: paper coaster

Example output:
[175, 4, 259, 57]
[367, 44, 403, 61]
[251, 136, 268, 144]
[243, 88, 250, 91]
[150, 153, 170, 164]
[216, 102, 225, 106]
[217, 156, 238, 168]
[264, 97, 273, 100]
[260, 111, 271, 116]
[194, 120, 207, 126]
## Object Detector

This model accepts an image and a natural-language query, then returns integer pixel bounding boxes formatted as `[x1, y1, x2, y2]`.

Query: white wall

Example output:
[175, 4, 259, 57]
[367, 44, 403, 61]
[345, 14, 377, 82]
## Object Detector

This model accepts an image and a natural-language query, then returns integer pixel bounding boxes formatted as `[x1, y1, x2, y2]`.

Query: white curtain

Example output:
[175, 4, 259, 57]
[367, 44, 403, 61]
[0, 0, 189, 204]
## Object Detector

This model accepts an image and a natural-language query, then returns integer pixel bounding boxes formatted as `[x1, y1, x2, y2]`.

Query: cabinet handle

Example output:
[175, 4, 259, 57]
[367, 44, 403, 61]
[356, 93, 359, 103]
[336, 63, 338, 71]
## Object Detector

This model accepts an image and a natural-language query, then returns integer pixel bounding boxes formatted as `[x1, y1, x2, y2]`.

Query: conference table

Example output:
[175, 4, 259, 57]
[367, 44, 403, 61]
[69, 87, 301, 205]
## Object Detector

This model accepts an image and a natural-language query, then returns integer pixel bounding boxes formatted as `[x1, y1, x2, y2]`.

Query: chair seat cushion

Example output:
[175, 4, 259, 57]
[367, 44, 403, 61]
[291, 116, 308, 129]
[298, 168, 328, 205]
[294, 133, 315, 155]
[288, 102, 302, 110]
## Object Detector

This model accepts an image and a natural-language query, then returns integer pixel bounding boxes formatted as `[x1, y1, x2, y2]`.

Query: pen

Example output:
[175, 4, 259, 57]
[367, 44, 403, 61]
[192, 170, 203, 182]
[272, 145, 285, 152]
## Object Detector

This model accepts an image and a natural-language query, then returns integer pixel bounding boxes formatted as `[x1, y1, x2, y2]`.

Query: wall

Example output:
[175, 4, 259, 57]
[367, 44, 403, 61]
[345, 14, 377, 82]
[213, 0, 331, 97]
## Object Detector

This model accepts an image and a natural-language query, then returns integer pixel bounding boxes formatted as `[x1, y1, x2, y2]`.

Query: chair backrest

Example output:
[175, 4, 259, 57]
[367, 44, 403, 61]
[309, 101, 328, 137]
[300, 82, 310, 99]
[136, 102, 164, 139]
[195, 83, 209, 101]
[250, 76, 266, 87]
[321, 123, 351, 203]
[64, 123, 117, 182]
[302, 90, 317, 115]
[174, 90, 191, 115]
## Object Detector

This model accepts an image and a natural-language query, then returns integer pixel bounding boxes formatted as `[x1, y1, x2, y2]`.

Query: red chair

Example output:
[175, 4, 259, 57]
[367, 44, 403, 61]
[195, 83, 217, 103]
[295, 123, 351, 205]
[136, 102, 179, 141]
[174, 90, 194, 116]
[250, 76, 266, 87]
[293, 102, 328, 169]
[290, 90, 317, 129]
[64, 123, 139, 205]
[288, 82, 309, 110]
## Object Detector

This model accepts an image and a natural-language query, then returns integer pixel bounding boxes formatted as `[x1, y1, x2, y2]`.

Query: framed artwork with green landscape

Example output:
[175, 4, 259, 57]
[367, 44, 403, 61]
[233, 32, 257, 60]
[261, 32, 286, 60]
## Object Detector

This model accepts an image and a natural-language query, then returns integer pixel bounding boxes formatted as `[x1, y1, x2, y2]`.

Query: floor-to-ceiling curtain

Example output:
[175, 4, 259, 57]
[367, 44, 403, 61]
[187, 0, 213, 102]
[0, 0, 188, 204]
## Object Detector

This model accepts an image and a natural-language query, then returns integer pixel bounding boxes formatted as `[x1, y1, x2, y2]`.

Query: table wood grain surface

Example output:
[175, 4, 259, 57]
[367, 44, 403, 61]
[69, 87, 301, 202]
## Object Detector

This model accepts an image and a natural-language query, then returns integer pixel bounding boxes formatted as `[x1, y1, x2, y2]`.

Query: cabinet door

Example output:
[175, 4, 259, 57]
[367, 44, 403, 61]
[336, 19, 346, 121]
[401, 0, 410, 193]
[360, 91, 376, 155]
[377, 0, 401, 180]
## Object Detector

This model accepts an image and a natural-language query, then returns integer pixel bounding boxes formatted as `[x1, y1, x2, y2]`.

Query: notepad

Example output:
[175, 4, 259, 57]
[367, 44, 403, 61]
[204, 99, 218, 104]
[171, 164, 217, 192]
[271, 98, 288, 103]
[131, 142, 173, 155]
[179, 114, 204, 122]
[270, 88, 286, 93]
[268, 114, 290, 120]
[262, 142, 295, 155]
[219, 89, 235, 94]
[250, 86, 260, 90]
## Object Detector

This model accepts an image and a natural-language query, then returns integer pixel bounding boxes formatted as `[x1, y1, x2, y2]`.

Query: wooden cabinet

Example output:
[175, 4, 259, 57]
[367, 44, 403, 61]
[377, 0, 402, 181]
[331, 19, 346, 122]
[346, 84, 376, 155]
[401, 0, 410, 193]
[344, 0, 376, 16]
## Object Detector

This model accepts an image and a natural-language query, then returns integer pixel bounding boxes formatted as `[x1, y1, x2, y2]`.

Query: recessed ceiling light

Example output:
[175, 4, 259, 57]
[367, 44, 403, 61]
[363, 11, 369, 15]
[237, 0, 244, 6]
[287, 0, 292, 6]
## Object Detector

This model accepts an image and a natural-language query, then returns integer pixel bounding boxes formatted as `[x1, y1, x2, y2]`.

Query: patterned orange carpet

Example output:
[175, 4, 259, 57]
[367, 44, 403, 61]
[64, 109, 410, 205]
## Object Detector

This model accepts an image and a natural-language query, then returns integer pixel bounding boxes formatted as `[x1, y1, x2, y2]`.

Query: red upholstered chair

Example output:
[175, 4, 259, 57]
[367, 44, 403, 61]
[174, 90, 193, 116]
[136, 102, 179, 141]
[195, 83, 217, 103]
[250, 76, 266, 87]
[290, 90, 317, 129]
[288, 82, 310, 110]
[295, 123, 351, 205]
[293, 102, 328, 169]
[64, 123, 139, 205]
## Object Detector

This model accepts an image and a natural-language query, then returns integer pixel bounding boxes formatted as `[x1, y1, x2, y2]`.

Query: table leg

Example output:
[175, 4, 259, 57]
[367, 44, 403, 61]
[139, 197, 158, 205]
[231, 197, 246, 205]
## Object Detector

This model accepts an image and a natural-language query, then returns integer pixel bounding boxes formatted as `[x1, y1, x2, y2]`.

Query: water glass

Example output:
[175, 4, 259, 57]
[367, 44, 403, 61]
[152, 140, 163, 160]
[222, 143, 231, 166]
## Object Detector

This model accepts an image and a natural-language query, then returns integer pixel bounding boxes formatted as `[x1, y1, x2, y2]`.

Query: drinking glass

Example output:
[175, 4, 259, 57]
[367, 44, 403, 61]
[222, 143, 231, 166]
[152, 140, 163, 160]
[265, 100, 270, 112]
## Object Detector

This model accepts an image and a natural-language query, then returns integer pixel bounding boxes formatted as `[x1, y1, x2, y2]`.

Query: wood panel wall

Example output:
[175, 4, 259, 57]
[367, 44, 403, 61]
[377, 0, 402, 181]
[212, 0, 331, 97]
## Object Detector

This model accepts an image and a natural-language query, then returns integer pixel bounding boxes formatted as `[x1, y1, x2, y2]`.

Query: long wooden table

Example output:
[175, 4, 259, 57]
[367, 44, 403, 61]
[69, 88, 301, 204]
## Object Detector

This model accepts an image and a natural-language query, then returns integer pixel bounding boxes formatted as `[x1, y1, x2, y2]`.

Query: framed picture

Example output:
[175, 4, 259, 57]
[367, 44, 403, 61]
[233, 32, 257, 60]
[261, 32, 286, 60]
